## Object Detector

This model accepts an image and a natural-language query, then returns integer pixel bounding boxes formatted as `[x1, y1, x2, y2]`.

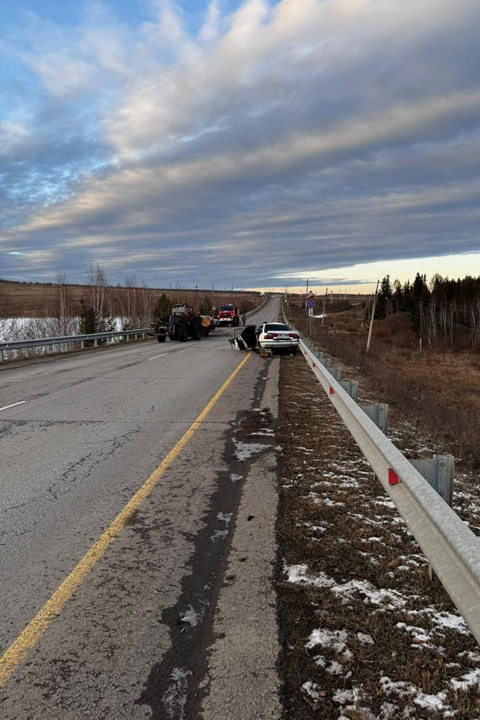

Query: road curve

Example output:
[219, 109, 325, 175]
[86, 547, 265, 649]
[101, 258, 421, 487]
[0, 296, 282, 719]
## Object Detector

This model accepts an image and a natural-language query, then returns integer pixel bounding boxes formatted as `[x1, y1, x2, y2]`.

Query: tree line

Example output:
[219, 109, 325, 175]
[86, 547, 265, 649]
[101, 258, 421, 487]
[376, 273, 480, 349]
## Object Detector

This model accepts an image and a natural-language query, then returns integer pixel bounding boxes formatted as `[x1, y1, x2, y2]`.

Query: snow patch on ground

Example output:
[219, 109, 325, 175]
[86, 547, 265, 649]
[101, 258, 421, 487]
[233, 441, 267, 461]
[301, 681, 320, 701]
[180, 605, 202, 627]
[210, 529, 228, 542]
[451, 668, 480, 690]
[163, 667, 192, 719]
[332, 579, 408, 610]
[357, 632, 374, 645]
[285, 564, 335, 589]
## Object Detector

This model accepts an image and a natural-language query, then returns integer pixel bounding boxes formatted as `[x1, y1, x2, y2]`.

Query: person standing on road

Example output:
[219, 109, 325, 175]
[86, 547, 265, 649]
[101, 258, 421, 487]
[242, 313, 246, 326]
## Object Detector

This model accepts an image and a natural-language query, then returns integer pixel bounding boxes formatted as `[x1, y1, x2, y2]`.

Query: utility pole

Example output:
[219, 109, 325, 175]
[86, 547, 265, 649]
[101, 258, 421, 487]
[305, 279, 309, 311]
[366, 280, 379, 353]
[419, 301, 423, 352]
[322, 288, 327, 326]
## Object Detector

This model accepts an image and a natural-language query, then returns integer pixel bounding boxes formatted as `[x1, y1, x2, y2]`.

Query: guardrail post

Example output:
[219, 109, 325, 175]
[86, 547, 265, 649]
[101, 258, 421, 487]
[134, 333, 137, 341]
[410, 455, 454, 507]
[127, 335, 130, 342]
[340, 379, 359, 401]
[142, 332, 146, 339]
[410, 454, 455, 581]
[94, 339, 98, 347]
[330, 366, 342, 381]
[0, 350, 3, 363]
[81, 340, 85, 349]
[359, 403, 388, 434]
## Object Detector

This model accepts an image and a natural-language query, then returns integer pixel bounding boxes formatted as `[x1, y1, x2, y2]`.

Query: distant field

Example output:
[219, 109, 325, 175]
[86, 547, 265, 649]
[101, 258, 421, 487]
[0, 280, 262, 318]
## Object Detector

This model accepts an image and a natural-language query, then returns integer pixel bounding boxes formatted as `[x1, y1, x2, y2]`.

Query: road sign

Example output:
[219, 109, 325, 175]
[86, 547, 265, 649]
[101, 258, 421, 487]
[307, 300, 314, 308]
[308, 307, 313, 316]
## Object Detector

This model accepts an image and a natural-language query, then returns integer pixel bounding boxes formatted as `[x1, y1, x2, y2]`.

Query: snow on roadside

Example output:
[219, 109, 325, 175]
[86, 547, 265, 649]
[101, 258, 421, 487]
[278, 355, 480, 719]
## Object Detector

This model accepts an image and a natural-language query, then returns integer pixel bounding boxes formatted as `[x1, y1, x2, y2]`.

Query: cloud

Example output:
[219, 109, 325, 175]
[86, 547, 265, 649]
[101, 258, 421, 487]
[1, 0, 480, 286]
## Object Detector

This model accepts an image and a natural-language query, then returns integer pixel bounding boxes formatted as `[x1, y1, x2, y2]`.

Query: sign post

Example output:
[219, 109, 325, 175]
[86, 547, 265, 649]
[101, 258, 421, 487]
[307, 293, 315, 336]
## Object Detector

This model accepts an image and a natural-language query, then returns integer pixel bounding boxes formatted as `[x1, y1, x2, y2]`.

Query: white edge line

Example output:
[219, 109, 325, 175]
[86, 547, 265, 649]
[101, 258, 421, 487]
[0, 400, 27, 412]
[147, 353, 168, 361]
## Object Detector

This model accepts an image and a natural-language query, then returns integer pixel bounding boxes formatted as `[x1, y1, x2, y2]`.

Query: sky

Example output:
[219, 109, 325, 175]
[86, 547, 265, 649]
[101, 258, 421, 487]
[1, 0, 480, 292]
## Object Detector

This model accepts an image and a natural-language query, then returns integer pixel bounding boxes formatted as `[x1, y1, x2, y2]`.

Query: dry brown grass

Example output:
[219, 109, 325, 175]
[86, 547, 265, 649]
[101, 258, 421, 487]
[276, 356, 480, 719]
[0, 280, 262, 318]
[286, 302, 480, 470]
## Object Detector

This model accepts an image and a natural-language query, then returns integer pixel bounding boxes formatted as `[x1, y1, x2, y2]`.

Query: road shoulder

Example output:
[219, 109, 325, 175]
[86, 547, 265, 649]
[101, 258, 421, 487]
[200, 358, 281, 720]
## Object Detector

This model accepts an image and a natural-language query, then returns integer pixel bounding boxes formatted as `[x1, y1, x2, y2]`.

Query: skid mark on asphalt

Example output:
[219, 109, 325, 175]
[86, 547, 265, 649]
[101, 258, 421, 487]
[136, 365, 276, 719]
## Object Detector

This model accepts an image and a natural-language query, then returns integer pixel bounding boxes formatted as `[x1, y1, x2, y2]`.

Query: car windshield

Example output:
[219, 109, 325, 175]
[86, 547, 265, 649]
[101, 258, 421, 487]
[264, 323, 291, 332]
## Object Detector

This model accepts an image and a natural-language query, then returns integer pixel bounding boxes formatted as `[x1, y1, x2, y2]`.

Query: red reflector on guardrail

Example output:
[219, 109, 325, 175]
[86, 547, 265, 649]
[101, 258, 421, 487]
[388, 469, 400, 485]
[329, 387, 334, 395]
[312, 362, 316, 368]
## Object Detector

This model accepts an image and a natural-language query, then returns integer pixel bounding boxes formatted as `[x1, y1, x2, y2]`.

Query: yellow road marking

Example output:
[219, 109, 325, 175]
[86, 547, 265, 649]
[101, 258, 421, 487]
[0, 351, 252, 687]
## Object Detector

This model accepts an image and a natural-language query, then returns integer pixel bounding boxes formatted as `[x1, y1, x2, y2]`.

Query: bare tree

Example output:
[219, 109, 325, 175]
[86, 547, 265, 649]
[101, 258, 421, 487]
[0, 282, 14, 342]
[87, 264, 108, 332]
[49, 271, 77, 336]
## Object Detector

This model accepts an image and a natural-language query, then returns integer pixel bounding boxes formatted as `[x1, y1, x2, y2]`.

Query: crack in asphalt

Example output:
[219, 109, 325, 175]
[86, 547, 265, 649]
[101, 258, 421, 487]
[1, 424, 144, 515]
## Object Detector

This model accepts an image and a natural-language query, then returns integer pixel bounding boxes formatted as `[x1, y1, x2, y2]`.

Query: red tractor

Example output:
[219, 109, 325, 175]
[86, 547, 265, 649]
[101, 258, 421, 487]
[152, 305, 215, 343]
[167, 305, 201, 342]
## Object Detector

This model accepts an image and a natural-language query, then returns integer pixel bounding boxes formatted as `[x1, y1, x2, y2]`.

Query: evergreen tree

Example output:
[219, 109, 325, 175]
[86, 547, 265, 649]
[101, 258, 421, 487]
[200, 296, 213, 315]
[153, 293, 171, 318]
[79, 298, 95, 336]
[376, 275, 393, 318]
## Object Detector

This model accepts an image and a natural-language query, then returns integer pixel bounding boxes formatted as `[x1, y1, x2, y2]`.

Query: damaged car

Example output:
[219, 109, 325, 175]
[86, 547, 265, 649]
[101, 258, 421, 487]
[230, 322, 299, 354]
[256, 323, 300, 352]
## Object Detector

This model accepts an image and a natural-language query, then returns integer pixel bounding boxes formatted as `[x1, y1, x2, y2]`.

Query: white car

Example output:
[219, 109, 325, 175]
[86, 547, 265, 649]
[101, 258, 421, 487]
[256, 322, 300, 352]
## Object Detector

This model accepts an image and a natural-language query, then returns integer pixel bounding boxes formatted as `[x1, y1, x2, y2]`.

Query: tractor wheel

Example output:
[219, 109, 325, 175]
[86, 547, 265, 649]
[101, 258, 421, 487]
[191, 319, 202, 341]
[179, 326, 188, 342]
[157, 335, 166, 343]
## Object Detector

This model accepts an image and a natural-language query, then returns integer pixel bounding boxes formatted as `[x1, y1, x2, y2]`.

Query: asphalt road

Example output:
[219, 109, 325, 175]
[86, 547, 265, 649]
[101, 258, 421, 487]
[0, 297, 282, 719]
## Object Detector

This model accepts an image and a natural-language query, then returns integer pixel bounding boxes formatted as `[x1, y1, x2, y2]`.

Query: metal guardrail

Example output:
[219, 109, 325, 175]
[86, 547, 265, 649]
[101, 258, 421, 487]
[0, 328, 151, 362]
[0, 297, 272, 363]
[296, 334, 480, 645]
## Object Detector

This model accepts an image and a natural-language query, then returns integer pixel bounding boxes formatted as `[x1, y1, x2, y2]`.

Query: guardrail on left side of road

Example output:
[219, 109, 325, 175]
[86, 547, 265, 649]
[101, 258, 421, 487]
[0, 328, 151, 362]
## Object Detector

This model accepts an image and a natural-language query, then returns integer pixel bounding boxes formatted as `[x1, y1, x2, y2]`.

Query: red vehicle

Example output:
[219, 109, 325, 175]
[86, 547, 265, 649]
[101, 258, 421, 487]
[217, 303, 239, 327]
